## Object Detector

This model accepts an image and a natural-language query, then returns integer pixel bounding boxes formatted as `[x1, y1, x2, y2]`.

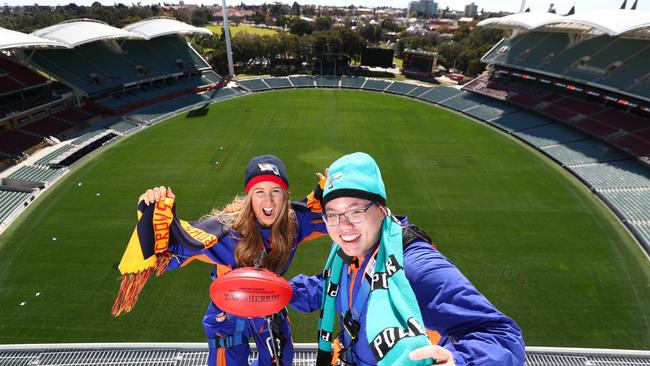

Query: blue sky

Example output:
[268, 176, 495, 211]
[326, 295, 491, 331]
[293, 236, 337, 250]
[6, 0, 648, 13]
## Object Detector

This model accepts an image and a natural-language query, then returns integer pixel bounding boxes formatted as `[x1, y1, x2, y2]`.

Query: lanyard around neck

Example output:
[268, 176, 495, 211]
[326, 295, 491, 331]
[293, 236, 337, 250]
[339, 246, 380, 320]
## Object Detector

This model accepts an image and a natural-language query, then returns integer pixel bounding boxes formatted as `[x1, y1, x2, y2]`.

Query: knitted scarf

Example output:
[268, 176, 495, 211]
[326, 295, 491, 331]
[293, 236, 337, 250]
[316, 216, 433, 365]
[112, 197, 221, 316]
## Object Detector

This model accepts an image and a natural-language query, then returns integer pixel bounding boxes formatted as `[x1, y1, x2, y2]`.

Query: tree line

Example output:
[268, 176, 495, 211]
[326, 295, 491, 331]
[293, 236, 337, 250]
[0, 3, 504, 77]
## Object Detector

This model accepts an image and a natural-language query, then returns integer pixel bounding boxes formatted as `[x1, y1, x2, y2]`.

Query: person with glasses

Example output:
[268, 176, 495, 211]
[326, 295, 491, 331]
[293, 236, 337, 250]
[289, 152, 526, 366]
[113, 155, 328, 366]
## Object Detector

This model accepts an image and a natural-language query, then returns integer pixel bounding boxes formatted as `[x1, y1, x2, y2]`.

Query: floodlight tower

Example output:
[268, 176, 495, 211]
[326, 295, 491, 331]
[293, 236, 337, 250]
[222, 0, 235, 78]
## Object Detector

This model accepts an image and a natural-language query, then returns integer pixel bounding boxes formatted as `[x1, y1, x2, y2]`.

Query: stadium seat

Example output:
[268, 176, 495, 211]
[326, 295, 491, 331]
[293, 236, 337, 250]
[361, 78, 391, 91]
[262, 77, 293, 89]
[339, 76, 365, 89]
[541, 139, 628, 166]
[385, 82, 418, 95]
[419, 87, 463, 103]
[238, 78, 271, 92]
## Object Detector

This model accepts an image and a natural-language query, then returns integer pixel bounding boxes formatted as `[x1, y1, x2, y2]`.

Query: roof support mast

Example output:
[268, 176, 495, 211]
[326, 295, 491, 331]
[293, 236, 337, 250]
[221, 0, 235, 78]
[519, 0, 527, 12]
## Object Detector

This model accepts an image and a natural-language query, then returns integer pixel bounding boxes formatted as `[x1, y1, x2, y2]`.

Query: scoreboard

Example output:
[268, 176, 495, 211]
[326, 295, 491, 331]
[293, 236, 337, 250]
[402, 49, 438, 79]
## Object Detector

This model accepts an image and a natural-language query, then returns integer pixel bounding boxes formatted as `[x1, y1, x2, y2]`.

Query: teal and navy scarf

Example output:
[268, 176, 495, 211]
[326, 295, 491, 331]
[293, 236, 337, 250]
[316, 216, 434, 365]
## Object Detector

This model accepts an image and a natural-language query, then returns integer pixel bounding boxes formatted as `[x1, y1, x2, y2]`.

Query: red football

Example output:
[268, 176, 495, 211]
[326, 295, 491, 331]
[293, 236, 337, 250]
[209, 267, 293, 318]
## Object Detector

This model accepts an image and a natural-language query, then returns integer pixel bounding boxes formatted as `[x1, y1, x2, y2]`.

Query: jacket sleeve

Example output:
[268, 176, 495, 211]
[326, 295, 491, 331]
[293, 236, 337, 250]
[404, 242, 526, 366]
[288, 273, 324, 313]
[291, 177, 328, 245]
[164, 216, 235, 270]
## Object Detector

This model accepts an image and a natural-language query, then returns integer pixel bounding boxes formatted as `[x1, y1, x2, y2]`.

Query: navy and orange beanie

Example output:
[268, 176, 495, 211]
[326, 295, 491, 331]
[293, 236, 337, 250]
[244, 155, 289, 193]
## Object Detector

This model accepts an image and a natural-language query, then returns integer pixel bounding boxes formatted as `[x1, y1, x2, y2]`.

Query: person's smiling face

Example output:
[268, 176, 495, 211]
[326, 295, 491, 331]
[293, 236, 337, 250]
[324, 197, 385, 257]
[250, 181, 286, 227]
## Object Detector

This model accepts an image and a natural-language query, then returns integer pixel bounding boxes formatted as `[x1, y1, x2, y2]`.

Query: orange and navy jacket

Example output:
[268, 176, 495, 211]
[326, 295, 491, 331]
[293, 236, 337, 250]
[112, 181, 327, 318]
[163, 197, 326, 274]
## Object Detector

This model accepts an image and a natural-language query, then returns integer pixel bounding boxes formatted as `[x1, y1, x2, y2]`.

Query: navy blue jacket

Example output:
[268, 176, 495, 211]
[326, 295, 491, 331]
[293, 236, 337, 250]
[290, 240, 526, 365]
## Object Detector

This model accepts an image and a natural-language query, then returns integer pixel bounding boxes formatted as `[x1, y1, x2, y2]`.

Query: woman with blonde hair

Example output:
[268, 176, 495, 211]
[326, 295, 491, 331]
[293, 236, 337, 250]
[113, 155, 326, 366]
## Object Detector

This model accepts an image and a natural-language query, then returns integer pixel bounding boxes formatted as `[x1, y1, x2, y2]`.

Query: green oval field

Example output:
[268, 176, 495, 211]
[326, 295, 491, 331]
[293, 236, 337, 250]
[0, 89, 648, 348]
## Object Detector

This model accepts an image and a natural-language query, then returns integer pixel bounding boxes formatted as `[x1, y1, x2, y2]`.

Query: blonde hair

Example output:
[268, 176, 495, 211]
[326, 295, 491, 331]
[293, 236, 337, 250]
[207, 191, 296, 273]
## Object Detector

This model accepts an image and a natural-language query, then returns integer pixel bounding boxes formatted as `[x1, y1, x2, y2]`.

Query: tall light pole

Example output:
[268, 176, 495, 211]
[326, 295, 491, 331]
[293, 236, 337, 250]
[221, 0, 235, 78]
[519, 0, 527, 12]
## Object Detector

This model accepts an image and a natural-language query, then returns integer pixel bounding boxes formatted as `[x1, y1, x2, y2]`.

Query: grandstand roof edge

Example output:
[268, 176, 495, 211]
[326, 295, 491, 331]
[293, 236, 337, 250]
[480, 9, 650, 38]
[32, 19, 146, 47]
[536, 10, 650, 36]
[0, 27, 70, 50]
[477, 12, 566, 30]
[123, 17, 213, 39]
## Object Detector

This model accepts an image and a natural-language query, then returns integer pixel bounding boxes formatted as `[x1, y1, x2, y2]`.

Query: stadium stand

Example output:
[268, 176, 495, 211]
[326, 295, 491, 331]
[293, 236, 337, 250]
[418, 86, 464, 103]
[573, 118, 619, 139]
[70, 129, 112, 146]
[0, 129, 44, 156]
[570, 160, 650, 190]
[314, 75, 340, 88]
[238, 78, 271, 92]
[29, 20, 212, 96]
[630, 224, 650, 247]
[8, 165, 64, 184]
[129, 104, 174, 124]
[440, 92, 491, 112]
[20, 116, 74, 138]
[464, 73, 650, 158]
[109, 119, 141, 134]
[52, 108, 94, 124]
[262, 77, 293, 89]
[0, 57, 47, 93]
[34, 145, 74, 167]
[479, 11, 650, 101]
[599, 189, 650, 221]
[0, 189, 32, 222]
[360, 78, 391, 91]
[288, 75, 315, 88]
[591, 109, 648, 133]
[384, 81, 418, 96]
[406, 85, 432, 97]
[339, 76, 366, 89]
[203, 87, 240, 101]
[513, 123, 588, 148]
[202, 71, 224, 84]
[464, 99, 520, 121]
[541, 139, 629, 166]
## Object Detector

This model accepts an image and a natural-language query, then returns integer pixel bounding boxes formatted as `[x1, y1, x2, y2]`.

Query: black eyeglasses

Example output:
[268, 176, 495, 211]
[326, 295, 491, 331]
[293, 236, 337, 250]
[322, 202, 375, 226]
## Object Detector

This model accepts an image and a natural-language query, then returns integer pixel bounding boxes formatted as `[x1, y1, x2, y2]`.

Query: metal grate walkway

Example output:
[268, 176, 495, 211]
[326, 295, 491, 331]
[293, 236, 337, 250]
[0, 344, 648, 366]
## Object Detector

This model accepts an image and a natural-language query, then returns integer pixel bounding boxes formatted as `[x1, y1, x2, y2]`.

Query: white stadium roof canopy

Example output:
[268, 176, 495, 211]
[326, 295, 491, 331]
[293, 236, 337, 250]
[32, 19, 145, 48]
[0, 26, 70, 50]
[123, 17, 213, 39]
[479, 9, 650, 39]
[477, 12, 566, 31]
[536, 10, 650, 37]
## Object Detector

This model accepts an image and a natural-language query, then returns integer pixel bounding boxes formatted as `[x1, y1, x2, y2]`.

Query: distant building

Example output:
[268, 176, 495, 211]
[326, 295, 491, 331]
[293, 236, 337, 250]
[464, 2, 478, 17]
[213, 7, 254, 18]
[427, 18, 459, 32]
[408, 0, 437, 18]
[423, 0, 437, 17]
[407, 1, 419, 16]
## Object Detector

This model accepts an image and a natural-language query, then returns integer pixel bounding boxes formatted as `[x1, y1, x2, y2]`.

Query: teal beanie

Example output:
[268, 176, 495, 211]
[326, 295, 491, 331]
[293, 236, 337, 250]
[322, 152, 386, 207]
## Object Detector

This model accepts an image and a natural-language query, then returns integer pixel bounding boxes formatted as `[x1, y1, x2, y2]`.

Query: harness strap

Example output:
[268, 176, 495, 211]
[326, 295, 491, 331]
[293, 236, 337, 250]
[337, 246, 379, 363]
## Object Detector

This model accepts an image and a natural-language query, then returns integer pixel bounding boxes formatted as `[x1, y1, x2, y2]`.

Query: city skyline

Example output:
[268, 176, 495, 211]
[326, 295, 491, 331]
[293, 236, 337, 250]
[4, 0, 649, 13]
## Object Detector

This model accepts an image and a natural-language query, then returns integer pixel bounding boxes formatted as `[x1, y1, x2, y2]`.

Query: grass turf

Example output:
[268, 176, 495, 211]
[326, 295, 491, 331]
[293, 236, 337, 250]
[206, 24, 279, 37]
[0, 89, 648, 349]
